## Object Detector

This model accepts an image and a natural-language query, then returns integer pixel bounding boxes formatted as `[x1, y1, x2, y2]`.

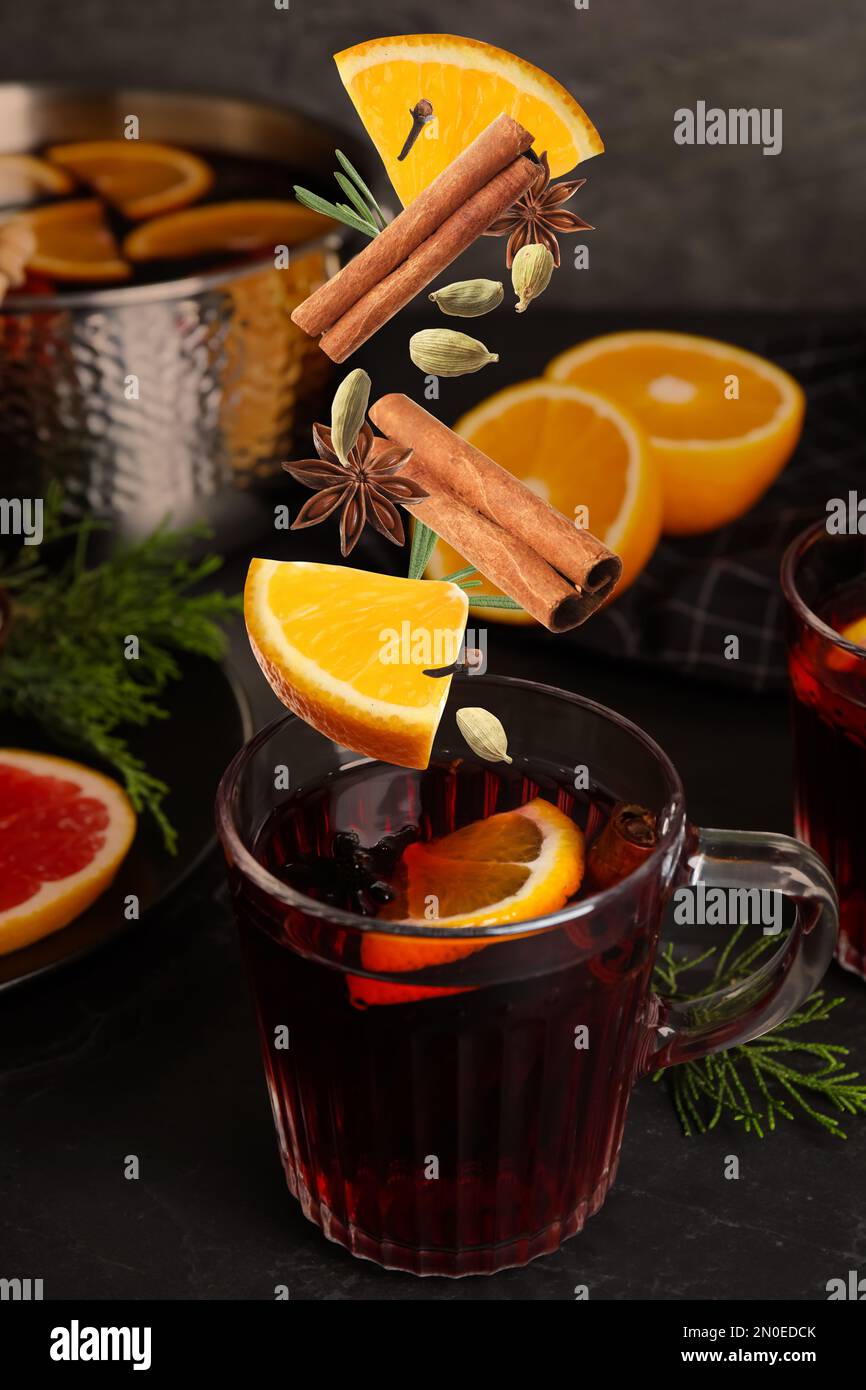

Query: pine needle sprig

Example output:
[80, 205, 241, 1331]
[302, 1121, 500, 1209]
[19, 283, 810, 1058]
[653, 928, 866, 1139]
[0, 493, 241, 851]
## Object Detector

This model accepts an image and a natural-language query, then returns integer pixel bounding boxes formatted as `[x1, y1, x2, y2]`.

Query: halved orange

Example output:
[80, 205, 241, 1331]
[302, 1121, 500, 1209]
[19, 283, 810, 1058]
[16, 199, 131, 282]
[0, 153, 74, 206]
[349, 798, 584, 1005]
[334, 34, 603, 207]
[547, 331, 806, 535]
[124, 199, 332, 262]
[425, 379, 661, 620]
[0, 749, 136, 956]
[46, 140, 213, 220]
[244, 559, 468, 769]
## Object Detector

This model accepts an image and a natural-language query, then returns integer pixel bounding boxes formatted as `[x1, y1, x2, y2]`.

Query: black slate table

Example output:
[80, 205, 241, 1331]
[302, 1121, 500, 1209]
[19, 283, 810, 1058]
[3, 313, 865, 1301]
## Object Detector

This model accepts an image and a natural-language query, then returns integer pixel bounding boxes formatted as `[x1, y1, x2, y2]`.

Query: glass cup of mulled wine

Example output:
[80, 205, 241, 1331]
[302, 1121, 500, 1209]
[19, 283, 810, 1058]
[216, 674, 837, 1276]
[783, 520, 866, 980]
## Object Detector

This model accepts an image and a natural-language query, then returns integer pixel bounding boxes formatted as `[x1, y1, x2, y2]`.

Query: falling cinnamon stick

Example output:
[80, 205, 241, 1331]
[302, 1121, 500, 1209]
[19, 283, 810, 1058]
[292, 114, 533, 340]
[391, 448, 590, 631]
[370, 395, 622, 627]
[320, 157, 536, 363]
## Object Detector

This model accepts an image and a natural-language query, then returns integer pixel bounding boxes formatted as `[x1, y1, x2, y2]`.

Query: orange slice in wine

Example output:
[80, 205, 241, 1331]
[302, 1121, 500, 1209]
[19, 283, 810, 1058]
[16, 199, 131, 282]
[350, 798, 584, 1005]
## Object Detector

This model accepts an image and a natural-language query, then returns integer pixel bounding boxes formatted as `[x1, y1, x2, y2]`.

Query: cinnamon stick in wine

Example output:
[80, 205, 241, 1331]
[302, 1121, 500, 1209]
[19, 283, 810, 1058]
[586, 804, 658, 890]
[370, 394, 622, 620]
[292, 114, 534, 339]
[319, 155, 536, 363]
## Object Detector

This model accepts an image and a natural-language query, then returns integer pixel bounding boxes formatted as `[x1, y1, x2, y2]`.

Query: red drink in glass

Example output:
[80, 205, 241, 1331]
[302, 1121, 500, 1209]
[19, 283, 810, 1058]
[783, 523, 866, 979]
[217, 675, 837, 1275]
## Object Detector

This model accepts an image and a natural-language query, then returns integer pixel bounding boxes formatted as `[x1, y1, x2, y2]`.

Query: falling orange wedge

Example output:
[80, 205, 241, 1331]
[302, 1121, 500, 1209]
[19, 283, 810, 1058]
[244, 559, 468, 769]
[46, 140, 213, 220]
[0, 749, 136, 956]
[334, 33, 603, 206]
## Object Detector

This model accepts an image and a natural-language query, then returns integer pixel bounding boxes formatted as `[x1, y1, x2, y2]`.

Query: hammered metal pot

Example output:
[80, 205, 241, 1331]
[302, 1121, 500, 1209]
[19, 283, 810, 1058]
[0, 86, 361, 532]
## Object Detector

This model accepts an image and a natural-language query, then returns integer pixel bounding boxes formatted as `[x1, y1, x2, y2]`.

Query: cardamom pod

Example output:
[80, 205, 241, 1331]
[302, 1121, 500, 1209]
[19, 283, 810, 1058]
[428, 278, 504, 317]
[409, 329, 499, 377]
[511, 243, 554, 313]
[456, 707, 513, 764]
[331, 367, 371, 466]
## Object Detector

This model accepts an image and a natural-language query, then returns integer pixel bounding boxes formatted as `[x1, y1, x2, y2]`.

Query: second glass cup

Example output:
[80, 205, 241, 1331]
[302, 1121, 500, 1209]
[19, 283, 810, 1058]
[783, 521, 866, 980]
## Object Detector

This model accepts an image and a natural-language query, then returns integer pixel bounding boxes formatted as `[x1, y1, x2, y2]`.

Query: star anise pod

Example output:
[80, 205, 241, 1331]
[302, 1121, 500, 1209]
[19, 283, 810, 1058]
[283, 422, 428, 557]
[484, 151, 593, 268]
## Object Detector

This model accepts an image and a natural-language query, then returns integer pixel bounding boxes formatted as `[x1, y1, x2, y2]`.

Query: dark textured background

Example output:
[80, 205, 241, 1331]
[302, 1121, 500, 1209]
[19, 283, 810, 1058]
[3, 0, 865, 308]
[3, 1, 866, 1309]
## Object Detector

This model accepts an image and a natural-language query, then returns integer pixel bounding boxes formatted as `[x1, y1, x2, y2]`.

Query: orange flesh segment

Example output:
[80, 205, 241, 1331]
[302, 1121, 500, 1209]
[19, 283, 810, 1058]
[334, 34, 603, 207]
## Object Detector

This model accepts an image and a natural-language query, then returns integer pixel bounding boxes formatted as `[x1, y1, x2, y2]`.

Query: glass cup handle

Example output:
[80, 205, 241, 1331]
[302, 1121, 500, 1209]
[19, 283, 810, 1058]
[639, 827, 839, 1073]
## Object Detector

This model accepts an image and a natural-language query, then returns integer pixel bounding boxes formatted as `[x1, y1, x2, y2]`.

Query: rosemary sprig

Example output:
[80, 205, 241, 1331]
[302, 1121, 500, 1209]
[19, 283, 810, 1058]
[409, 526, 524, 611]
[295, 150, 386, 239]
[0, 488, 241, 852]
[654, 928, 866, 1139]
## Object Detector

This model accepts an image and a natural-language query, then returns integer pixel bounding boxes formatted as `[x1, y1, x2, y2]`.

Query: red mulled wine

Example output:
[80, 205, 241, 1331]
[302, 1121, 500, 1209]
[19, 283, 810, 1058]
[234, 758, 659, 1275]
[788, 575, 866, 978]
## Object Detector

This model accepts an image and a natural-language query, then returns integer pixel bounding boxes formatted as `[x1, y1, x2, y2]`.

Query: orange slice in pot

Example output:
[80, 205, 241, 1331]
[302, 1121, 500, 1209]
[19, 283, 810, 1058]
[46, 140, 213, 220]
[124, 200, 332, 262]
[16, 199, 131, 282]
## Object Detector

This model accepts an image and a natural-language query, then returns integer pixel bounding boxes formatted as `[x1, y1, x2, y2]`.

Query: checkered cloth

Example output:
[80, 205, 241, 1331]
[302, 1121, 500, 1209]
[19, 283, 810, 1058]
[569, 320, 866, 692]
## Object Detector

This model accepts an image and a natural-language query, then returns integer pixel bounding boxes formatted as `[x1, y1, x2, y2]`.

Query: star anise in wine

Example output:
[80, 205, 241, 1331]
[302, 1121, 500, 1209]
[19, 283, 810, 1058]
[283, 422, 428, 557]
[484, 151, 593, 268]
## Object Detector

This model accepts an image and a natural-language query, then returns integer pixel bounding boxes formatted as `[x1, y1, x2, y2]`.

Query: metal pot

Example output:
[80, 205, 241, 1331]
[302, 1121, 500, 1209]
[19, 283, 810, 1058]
[0, 85, 360, 533]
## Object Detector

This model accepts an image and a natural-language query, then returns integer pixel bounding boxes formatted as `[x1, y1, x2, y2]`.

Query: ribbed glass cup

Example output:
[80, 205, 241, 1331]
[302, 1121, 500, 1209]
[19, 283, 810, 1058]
[217, 676, 837, 1276]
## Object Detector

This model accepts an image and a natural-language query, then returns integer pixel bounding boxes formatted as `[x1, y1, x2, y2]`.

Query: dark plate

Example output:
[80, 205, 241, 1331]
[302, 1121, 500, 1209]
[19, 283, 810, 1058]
[0, 657, 253, 991]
